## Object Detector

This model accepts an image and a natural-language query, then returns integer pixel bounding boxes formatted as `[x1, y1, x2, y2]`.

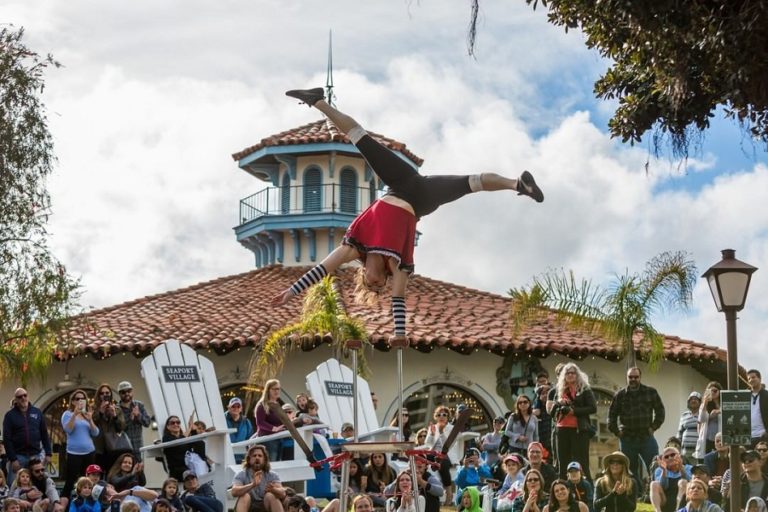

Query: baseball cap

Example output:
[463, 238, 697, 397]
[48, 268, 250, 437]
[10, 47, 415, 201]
[85, 464, 103, 475]
[341, 422, 354, 432]
[228, 397, 242, 407]
[281, 403, 295, 412]
[92, 481, 108, 503]
[493, 416, 506, 424]
[503, 454, 523, 466]
[688, 391, 702, 401]
[117, 381, 133, 392]
[183, 470, 197, 481]
[567, 461, 582, 472]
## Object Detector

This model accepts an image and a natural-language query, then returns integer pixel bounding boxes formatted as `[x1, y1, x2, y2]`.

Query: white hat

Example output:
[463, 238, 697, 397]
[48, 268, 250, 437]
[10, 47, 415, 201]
[117, 381, 133, 392]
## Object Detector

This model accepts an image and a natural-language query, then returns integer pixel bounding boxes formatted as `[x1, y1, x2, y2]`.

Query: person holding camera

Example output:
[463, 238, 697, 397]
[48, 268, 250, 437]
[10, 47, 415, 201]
[93, 384, 129, 474]
[61, 389, 100, 499]
[550, 363, 596, 481]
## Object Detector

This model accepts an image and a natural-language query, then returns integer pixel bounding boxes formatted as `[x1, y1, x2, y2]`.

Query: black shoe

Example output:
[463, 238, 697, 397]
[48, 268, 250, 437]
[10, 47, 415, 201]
[285, 87, 325, 107]
[517, 170, 544, 203]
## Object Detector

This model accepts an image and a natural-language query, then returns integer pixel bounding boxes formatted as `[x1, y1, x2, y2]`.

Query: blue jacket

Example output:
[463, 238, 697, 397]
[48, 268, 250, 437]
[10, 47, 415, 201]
[2, 405, 52, 460]
[226, 412, 254, 443]
[69, 496, 100, 512]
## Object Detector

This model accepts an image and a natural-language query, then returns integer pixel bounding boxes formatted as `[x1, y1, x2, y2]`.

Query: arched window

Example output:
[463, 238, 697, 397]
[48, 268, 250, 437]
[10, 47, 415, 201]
[281, 173, 291, 214]
[303, 168, 322, 213]
[339, 168, 358, 213]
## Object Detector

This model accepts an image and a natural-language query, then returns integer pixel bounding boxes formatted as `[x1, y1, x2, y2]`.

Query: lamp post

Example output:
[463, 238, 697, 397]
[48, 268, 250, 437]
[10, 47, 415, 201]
[702, 248, 757, 512]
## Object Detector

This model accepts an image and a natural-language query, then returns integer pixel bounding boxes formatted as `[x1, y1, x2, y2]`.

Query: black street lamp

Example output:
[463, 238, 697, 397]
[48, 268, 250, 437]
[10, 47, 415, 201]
[702, 248, 757, 512]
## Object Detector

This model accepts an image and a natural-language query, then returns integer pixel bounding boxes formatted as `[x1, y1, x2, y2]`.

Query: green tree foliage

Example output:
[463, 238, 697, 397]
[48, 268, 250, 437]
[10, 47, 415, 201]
[248, 276, 370, 386]
[509, 251, 696, 369]
[467, 0, 768, 157]
[0, 26, 81, 384]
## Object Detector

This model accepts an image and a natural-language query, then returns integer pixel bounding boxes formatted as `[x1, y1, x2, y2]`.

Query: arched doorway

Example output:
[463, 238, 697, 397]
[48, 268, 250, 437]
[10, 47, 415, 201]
[401, 383, 494, 435]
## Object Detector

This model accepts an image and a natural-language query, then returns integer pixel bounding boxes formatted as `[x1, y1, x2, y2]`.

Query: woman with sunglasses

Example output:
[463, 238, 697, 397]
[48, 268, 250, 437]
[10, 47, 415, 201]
[504, 395, 539, 455]
[512, 469, 548, 512]
[425, 406, 455, 503]
[542, 480, 588, 512]
[594, 451, 636, 512]
[274, 89, 544, 342]
[92, 384, 128, 473]
[694, 382, 722, 461]
[389, 409, 412, 444]
[161, 415, 207, 480]
[61, 389, 99, 499]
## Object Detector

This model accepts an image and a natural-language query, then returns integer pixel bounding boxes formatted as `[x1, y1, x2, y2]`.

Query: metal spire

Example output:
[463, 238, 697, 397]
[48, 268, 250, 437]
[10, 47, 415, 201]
[325, 30, 336, 107]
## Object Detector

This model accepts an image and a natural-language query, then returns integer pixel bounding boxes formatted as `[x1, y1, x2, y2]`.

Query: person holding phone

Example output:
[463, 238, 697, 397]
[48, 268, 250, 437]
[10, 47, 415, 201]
[61, 389, 100, 499]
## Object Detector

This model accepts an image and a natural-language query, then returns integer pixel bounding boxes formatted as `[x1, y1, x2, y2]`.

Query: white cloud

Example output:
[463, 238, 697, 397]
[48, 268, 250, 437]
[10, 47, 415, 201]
[8, 1, 768, 371]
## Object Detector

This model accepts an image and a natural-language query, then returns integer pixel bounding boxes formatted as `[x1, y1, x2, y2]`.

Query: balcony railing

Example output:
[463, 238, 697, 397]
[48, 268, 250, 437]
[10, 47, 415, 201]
[239, 184, 379, 225]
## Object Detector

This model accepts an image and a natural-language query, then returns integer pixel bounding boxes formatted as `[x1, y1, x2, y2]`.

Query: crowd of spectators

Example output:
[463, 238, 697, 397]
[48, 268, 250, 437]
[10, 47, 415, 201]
[4, 365, 768, 512]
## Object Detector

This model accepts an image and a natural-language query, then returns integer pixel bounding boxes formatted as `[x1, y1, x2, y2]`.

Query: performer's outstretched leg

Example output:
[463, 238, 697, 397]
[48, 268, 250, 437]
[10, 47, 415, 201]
[286, 87, 544, 204]
[286, 88, 418, 191]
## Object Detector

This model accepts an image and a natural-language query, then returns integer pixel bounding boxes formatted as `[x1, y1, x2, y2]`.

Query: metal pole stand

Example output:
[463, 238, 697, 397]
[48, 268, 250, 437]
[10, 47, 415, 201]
[390, 336, 408, 442]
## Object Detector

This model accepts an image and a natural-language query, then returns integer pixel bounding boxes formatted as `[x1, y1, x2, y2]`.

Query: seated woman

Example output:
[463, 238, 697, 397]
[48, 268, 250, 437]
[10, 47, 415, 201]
[512, 469, 548, 512]
[386, 471, 425, 512]
[542, 480, 588, 512]
[496, 454, 526, 511]
[677, 479, 722, 512]
[107, 453, 146, 492]
[362, 453, 396, 507]
[161, 415, 209, 480]
[593, 452, 636, 512]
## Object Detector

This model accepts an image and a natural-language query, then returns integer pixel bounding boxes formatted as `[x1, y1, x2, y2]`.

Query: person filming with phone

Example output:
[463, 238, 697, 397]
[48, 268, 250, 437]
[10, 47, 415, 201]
[61, 389, 100, 499]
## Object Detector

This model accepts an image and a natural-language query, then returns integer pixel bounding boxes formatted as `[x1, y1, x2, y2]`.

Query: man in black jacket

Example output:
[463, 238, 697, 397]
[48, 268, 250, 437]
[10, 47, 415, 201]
[747, 370, 768, 446]
[2, 388, 52, 484]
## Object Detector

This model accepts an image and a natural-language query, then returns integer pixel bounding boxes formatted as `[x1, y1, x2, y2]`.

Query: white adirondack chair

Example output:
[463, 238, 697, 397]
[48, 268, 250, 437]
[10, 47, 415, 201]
[139, 339, 235, 501]
[306, 359, 397, 441]
[229, 424, 322, 484]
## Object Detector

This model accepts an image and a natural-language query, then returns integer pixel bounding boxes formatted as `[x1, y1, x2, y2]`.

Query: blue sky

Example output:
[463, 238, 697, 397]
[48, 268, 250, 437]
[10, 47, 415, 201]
[7, 1, 768, 371]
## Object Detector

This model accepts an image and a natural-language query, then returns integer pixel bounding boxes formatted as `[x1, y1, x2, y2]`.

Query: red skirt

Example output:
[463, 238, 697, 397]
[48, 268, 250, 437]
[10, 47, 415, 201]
[342, 200, 416, 273]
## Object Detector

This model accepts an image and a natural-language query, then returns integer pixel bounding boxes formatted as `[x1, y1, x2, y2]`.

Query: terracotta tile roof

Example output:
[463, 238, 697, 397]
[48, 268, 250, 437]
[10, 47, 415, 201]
[61, 265, 728, 380]
[232, 119, 424, 167]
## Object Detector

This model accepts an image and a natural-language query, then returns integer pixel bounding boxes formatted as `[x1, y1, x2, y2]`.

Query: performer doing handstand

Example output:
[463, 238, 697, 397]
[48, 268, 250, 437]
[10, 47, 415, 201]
[272, 87, 544, 338]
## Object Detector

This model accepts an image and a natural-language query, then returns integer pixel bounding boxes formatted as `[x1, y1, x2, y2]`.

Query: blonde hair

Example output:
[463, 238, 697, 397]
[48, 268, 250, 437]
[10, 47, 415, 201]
[75, 477, 93, 495]
[121, 502, 140, 512]
[597, 459, 633, 495]
[12, 469, 31, 489]
[353, 267, 383, 306]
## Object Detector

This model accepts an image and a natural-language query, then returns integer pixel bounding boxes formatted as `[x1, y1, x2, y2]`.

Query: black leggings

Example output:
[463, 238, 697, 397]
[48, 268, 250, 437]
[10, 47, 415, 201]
[356, 135, 472, 219]
[62, 451, 95, 498]
[556, 427, 591, 480]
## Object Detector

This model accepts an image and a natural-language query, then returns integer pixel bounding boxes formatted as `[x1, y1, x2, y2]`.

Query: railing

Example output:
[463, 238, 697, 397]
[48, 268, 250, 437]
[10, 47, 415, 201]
[238, 184, 379, 225]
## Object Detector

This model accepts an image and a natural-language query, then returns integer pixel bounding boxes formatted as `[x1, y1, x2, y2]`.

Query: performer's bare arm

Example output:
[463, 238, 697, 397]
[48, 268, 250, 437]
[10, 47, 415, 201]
[271, 244, 360, 305]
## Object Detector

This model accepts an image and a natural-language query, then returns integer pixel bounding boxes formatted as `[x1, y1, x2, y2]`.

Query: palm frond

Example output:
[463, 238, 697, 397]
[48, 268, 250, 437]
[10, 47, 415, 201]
[248, 275, 371, 386]
[641, 251, 697, 315]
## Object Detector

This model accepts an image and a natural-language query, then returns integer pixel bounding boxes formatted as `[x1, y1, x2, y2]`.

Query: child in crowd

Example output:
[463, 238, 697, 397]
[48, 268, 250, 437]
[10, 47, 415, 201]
[564, 462, 594, 512]
[297, 400, 326, 435]
[159, 479, 183, 512]
[10, 469, 37, 511]
[69, 477, 99, 512]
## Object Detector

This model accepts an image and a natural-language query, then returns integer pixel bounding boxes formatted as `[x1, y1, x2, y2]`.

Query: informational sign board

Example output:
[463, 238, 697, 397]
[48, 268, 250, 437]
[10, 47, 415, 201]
[721, 390, 751, 446]
[162, 365, 201, 382]
[324, 380, 354, 397]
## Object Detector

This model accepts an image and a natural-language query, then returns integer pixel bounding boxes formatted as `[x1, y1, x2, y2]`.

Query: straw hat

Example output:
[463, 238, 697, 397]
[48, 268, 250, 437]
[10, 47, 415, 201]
[602, 451, 630, 469]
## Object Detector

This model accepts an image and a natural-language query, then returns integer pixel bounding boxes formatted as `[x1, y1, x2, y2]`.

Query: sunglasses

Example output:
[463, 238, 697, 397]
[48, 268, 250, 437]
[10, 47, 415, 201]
[527, 477, 541, 482]
[757, 449, 768, 453]
[15, 394, 27, 399]
[168, 420, 181, 425]
[436, 413, 449, 417]
[32, 468, 44, 474]
[663, 453, 676, 459]
[518, 401, 530, 405]
[119, 390, 131, 394]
